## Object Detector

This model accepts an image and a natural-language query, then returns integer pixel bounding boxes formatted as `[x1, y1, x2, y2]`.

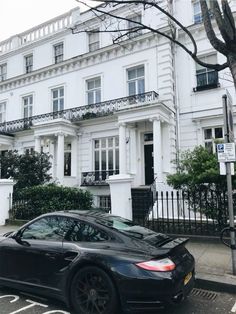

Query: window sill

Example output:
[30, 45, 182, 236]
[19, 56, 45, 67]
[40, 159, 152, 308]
[193, 83, 220, 92]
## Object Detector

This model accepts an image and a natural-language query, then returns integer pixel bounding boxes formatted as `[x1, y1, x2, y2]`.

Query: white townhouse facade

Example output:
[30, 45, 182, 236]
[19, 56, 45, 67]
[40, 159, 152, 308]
[0, 0, 235, 210]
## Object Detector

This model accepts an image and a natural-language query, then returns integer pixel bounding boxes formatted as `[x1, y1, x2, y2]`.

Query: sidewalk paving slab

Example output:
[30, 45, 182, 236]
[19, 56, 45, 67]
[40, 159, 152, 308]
[186, 240, 236, 294]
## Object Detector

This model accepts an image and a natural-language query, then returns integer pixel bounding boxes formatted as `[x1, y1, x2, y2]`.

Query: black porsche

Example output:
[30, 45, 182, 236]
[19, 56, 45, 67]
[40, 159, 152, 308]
[0, 210, 195, 313]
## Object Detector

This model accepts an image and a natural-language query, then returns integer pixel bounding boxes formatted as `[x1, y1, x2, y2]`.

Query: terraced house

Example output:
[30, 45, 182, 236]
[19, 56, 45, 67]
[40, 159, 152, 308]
[0, 0, 235, 213]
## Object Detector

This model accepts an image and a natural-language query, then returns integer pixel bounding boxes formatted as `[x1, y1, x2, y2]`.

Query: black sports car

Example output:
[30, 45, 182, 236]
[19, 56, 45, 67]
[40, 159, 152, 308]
[0, 210, 195, 313]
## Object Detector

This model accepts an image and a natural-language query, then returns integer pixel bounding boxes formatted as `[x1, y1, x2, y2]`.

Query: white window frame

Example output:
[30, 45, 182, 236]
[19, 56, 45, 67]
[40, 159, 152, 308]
[53, 42, 64, 64]
[24, 54, 33, 73]
[127, 13, 142, 38]
[51, 86, 64, 112]
[0, 101, 6, 123]
[196, 54, 218, 89]
[88, 29, 100, 52]
[94, 136, 119, 173]
[22, 95, 33, 118]
[127, 64, 145, 96]
[203, 126, 224, 153]
[0, 63, 7, 81]
[86, 76, 101, 105]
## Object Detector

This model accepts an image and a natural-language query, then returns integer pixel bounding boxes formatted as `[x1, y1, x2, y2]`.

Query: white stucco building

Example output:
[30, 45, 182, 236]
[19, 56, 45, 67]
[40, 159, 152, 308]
[0, 0, 235, 211]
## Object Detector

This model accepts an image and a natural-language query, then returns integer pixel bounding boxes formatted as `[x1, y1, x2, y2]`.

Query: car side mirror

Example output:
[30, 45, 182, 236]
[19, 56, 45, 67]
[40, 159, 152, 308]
[12, 232, 30, 247]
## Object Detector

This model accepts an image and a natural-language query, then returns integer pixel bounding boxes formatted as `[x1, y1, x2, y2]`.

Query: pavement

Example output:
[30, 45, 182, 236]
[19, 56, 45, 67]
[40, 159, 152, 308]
[0, 224, 236, 294]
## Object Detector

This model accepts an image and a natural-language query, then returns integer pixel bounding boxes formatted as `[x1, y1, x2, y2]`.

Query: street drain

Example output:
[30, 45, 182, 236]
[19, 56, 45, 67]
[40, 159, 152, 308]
[190, 288, 218, 301]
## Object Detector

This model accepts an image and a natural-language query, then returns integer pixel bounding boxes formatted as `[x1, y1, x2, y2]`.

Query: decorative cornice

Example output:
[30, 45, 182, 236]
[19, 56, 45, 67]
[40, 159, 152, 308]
[0, 32, 162, 93]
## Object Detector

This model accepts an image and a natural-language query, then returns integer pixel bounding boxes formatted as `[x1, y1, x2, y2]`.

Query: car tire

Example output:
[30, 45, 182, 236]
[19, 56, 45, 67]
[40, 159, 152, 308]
[70, 266, 119, 314]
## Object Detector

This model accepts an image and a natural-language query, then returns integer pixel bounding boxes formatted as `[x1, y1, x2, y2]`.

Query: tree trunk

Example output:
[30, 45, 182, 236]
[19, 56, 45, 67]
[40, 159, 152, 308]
[228, 53, 236, 90]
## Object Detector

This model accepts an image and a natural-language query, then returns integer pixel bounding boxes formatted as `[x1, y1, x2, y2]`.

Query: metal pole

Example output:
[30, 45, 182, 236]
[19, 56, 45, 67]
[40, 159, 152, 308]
[226, 162, 236, 275]
[223, 94, 236, 275]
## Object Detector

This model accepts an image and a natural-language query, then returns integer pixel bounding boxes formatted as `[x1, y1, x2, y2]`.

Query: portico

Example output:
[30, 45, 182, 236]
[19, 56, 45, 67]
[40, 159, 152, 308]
[117, 102, 172, 187]
[32, 119, 78, 186]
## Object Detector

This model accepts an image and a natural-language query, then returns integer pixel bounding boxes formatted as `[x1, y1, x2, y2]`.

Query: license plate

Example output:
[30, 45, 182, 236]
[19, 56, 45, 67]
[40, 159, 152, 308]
[184, 272, 192, 285]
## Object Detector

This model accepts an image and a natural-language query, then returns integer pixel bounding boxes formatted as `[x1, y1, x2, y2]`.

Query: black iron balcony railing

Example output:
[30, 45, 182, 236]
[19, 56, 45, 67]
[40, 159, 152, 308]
[194, 71, 219, 92]
[81, 170, 119, 186]
[0, 91, 158, 135]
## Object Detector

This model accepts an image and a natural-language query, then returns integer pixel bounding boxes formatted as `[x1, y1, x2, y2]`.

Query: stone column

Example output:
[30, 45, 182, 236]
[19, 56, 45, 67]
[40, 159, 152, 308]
[57, 132, 64, 185]
[152, 117, 163, 183]
[119, 123, 127, 174]
[71, 137, 78, 177]
[34, 136, 41, 153]
[129, 125, 137, 175]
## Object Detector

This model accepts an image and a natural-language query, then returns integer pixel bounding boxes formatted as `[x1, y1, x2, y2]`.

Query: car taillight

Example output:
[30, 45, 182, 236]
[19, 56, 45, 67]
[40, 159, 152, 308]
[136, 258, 176, 272]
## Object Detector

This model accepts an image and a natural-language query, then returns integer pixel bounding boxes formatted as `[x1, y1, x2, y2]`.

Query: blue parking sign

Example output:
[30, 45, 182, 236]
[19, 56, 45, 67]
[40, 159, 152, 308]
[217, 144, 224, 152]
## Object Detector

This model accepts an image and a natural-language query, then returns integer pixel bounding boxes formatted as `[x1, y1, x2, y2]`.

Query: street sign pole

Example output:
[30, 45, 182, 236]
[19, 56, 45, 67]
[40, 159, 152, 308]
[222, 94, 236, 275]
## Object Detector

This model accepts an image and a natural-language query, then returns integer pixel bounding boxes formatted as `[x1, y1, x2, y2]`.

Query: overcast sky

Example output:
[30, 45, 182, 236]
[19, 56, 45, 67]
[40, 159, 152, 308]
[0, 0, 90, 41]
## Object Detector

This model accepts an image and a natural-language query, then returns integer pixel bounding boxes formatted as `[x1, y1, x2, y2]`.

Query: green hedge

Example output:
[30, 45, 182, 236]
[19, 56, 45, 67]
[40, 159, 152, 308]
[12, 184, 93, 220]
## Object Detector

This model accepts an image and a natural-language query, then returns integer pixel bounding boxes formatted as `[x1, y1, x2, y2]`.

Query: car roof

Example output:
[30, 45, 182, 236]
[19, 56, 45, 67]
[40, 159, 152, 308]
[43, 210, 113, 222]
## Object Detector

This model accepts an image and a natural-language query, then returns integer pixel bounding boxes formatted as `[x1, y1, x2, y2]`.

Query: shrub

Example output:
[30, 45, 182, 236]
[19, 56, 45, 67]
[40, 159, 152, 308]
[0, 150, 52, 191]
[12, 184, 93, 220]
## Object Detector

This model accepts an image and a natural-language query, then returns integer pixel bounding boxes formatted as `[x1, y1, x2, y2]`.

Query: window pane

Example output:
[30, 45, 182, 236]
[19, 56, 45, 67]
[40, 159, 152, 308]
[24, 107, 28, 118]
[115, 137, 119, 146]
[205, 141, 213, 153]
[128, 69, 136, 80]
[87, 80, 95, 90]
[128, 81, 136, 95]
[108, 138, 113, 147]
[115, 149, 119, 170]
[95, 151, 99, 170]
[137, 66, 144, 77]
[95, 140, 99, 149]
[108, 150, 113, 170]
[53, 90, 58, 99]
[101, 138, 106, 148]
[95, 78, 101, 88]
[21, 216, 71, 241]
[215, 127, 223, 139]
[87, 92, 94, 105]
[102, 151, 106, 170]
[95, 90, 101, 103]
[53, 100, 58, 112]
[65, 221, 109, 242]
[64, 152, 71, 176]
[197, 72, 207, 87]
[59, 99, 64, 110]
[204, 129, 212, 140]
[138, 79, 145, 94]
[60, 88, 64, 97]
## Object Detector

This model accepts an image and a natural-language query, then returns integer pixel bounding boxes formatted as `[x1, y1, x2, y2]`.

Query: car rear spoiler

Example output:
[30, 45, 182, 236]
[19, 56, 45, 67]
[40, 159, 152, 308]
[161, 238, 189, 249]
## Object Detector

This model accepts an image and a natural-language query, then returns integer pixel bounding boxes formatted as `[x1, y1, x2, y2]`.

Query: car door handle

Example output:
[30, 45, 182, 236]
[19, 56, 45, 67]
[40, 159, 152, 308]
[64, 251, 78, 262]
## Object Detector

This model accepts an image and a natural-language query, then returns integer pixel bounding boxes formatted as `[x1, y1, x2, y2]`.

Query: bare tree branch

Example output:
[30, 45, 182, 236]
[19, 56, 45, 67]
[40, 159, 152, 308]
[222, 0, 236, 43]
[200, 0, 228, 55]
[73, 0, 228, 71]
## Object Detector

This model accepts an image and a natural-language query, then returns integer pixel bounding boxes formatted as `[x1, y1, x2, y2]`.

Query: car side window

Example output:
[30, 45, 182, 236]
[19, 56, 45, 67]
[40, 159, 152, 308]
[65, 220, 110, 242]
[21, 216, 73, 241]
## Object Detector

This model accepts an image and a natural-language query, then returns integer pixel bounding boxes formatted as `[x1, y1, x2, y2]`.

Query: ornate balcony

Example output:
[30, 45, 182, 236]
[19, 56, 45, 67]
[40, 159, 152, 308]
[0, 91, 159, 135]
[81, 170, 119, 186]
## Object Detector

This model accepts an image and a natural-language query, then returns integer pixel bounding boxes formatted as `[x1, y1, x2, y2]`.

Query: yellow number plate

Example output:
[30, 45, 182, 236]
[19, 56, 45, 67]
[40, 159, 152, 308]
[184, 272, 192, 285]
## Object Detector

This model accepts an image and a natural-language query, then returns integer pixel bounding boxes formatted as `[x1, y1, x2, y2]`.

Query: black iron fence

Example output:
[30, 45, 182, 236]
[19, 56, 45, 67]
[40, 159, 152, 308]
[11, 188, 232, 238]
[134, 190, 231, 237]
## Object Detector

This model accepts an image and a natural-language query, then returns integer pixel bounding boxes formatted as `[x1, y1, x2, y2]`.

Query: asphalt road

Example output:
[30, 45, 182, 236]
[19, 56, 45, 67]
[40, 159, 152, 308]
[0, 287, 235, 314]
